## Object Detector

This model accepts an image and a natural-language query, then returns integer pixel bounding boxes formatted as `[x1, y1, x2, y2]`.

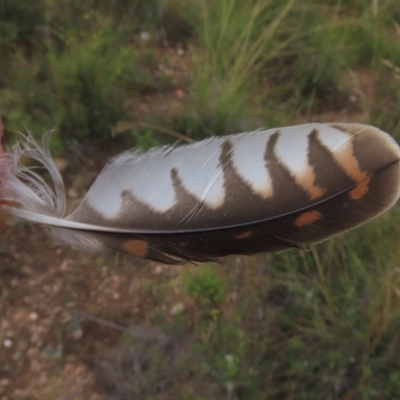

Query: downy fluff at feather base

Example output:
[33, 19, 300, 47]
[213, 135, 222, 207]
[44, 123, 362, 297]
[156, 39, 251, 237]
[1, 123, 400, 264]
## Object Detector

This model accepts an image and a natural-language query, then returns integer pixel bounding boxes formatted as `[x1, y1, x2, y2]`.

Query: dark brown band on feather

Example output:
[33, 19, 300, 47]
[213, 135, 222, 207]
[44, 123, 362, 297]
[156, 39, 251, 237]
[308, 129, 355, 196]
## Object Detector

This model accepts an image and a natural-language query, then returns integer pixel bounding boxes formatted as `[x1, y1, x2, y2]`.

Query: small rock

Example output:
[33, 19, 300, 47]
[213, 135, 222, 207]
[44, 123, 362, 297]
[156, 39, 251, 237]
[154, 265, 163, 274]
[28, 312, 39, 321]
[170, 303, 184, 315]
[175, 89, 185, 99]
[60, 259, 72, 271]
[140, 31, 150, 41]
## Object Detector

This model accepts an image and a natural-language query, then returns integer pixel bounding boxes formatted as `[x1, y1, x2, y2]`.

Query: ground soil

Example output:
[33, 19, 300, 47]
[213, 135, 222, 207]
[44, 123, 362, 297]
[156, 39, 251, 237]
[0, 207, 192, 400]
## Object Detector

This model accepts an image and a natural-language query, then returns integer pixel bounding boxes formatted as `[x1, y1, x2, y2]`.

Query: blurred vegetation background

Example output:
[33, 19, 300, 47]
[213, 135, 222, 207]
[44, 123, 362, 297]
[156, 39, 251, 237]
[2, 0, 400, 399]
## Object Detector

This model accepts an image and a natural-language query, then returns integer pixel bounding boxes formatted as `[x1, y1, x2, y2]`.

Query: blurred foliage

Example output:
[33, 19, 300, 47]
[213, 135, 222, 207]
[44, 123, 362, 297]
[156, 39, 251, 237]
[0, 0, 158, 143]
[0, 0, 45, 58]
[2, 0, 400, 142]
[47, 27, 142, 139]
[183, 265, 228, 310]
[2, 0, 400, 398]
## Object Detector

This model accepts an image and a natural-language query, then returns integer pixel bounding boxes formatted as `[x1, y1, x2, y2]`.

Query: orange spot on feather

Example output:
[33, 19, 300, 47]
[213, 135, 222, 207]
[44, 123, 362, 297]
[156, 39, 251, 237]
[307, 185, 325, 200]
[349, 178, 370, 200]
[294, 211, 322, 227]
[123, 239, 149, 258]
[235, 230, 253, 239]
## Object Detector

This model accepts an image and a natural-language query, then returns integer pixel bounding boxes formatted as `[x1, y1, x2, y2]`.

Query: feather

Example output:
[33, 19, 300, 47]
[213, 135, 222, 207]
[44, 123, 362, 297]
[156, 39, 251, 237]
[1, 123, 400, 264]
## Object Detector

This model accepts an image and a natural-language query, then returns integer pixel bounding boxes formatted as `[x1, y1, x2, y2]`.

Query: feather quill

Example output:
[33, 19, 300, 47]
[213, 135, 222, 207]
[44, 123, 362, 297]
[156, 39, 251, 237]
[1, 123, 400, 264]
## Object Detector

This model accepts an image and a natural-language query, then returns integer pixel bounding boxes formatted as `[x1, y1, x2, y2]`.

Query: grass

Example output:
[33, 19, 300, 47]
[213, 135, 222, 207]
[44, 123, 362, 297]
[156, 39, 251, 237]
[47, 27, 138, 139]
[0, 0, 156, 143]
[189, 0, 299, 135]
[2, 0, 400, 399]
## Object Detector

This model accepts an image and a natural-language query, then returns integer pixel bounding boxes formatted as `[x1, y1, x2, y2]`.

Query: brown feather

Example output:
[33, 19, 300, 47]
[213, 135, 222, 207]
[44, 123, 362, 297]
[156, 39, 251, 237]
[1, 123, 399, 264]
